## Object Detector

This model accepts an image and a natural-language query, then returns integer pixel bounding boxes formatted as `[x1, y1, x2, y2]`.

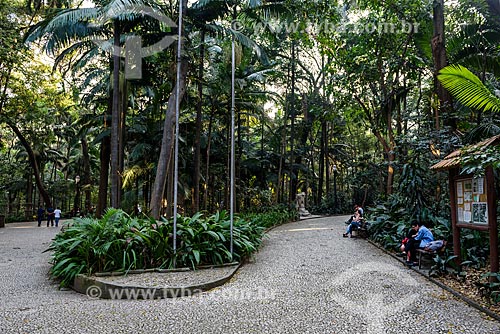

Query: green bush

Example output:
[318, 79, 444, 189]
[239, 204, 298, 228]
[48, 208, 294, 287]
[367, 194, 451, 251]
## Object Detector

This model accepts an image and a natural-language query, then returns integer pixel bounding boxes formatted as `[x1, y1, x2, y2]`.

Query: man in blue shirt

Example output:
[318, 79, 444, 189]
[414, 222, 434, 248]
[37, 206, 45, 227]
[46, 206, 55, 227]
[405, 221, 434, 265]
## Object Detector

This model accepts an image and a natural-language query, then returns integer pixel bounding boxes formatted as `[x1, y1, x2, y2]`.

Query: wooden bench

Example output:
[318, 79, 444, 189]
[351, 218, 368, 238]
[416, 240, 447, 269]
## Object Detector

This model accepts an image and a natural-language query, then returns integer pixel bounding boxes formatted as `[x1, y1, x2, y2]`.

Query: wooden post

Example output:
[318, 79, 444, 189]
[449, 168, 461, 263]
[486, 166, 498, 277]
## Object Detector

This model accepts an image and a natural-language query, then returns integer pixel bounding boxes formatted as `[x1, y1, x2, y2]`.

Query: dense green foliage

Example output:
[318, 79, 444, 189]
[239, 204, 298, 228]
[367, 196, 451, 251]
[47, 207, 295, 287]
[1, 0, 500, 301]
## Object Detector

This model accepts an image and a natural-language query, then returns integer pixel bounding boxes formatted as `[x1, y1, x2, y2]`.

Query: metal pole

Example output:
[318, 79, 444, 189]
[230, 31, 235, 257]
[173, 0, 184, 268]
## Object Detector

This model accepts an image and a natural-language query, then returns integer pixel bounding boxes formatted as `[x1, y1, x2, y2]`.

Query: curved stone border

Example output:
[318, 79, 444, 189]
[72, 262, 242, 299]
[367, 239, 500, 322]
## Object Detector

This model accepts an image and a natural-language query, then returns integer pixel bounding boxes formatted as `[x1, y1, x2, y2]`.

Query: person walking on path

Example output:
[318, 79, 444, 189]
[54, 207, 62, 227]
[37, 206, 45, 227]
[46, 206, 55, 227]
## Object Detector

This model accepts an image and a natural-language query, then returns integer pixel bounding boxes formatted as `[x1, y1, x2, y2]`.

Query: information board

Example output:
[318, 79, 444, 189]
[456, 177, 487, 224]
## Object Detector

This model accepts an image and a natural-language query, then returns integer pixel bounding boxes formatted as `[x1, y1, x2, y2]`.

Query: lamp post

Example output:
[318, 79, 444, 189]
[5, 191, 9, 215]
[74, 175, 80, 216]
[333, 165, 338, 213]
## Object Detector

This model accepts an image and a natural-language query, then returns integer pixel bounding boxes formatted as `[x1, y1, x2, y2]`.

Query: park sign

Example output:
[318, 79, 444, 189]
[430, 134, 500, 278]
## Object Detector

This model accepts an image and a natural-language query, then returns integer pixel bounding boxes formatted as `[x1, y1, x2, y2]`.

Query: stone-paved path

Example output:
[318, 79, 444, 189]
[1, 216, 499, 334]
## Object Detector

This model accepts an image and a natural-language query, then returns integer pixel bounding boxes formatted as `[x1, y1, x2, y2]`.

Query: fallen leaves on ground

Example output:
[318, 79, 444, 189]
[434, 267, 500, 316]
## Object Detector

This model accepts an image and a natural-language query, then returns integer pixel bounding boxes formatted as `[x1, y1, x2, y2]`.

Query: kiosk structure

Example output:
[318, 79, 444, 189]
[430, 135, 499, 277]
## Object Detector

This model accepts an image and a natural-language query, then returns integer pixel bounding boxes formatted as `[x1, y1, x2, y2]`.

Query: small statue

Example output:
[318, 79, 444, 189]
[296, 192, 311, 217]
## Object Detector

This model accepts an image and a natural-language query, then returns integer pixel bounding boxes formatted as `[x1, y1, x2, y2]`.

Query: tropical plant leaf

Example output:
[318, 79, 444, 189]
[437, 64, 500, 113]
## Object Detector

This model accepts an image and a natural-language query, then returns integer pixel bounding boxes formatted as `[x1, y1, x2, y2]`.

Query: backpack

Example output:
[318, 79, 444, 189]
[424, 240, 444, 252]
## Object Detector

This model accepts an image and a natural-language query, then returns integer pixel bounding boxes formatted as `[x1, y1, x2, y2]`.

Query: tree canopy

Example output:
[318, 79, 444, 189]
[0, 0, 498, 224]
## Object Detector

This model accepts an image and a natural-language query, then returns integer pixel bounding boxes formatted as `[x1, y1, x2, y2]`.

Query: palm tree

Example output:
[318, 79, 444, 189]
[149, 0, 271, 218]
[27, 0, 175, 212]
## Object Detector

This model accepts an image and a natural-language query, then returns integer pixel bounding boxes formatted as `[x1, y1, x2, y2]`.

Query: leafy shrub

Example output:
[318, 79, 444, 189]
[460, 230, 489, 268]
[367, 193, 451, 251]
[239, 204, 297, 228]
[477, 272, 500, 304]
[366, 201, 409, 250]
[48, 207, 293, 287]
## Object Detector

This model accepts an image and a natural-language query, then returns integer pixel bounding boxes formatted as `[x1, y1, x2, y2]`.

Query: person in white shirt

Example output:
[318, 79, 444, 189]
[54, 207, 62, 227]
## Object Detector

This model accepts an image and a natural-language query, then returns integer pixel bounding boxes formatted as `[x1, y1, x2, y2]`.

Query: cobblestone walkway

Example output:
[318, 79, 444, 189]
[1, 216, 499, 334]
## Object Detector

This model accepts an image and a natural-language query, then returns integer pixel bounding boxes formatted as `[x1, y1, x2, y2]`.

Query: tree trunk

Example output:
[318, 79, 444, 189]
[193, 29, 205, 213]
[275, 125, 286, 204]
[96, 134, 110, 218]
[224, 111, 230, 210]
[318, 120, 325, 203]
[119, 80, 128, 206]
[150, 0, 188, 219]
[202, 106, 214, 211]
[386, 150, 395, 195]
[165, 143, 174, 218]
[354, 95, 396, 196]
[325, 123, 330, 197]
[96, 88, 112, 218]
[110, 20, 121, 208]
[432, 0, 454, 130]
[236, 107, 242, 211]
[25, 170, 33, 220]
[81, 136, 92, 213]
[6, 121, 51, 207]
[289, 40, 297, 204]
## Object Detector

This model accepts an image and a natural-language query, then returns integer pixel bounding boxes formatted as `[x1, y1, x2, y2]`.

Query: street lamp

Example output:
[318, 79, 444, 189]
[74, 175, 80, 216]
[5, 191, 9, 215]
[333, 165, 338, 213]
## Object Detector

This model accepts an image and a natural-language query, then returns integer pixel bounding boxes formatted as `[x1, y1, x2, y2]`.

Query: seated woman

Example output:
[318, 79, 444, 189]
[345, 205, 363, 225]
[404, 221, 434, 265]
[399, 224, 418, 255]
[343, 211, 361, 238]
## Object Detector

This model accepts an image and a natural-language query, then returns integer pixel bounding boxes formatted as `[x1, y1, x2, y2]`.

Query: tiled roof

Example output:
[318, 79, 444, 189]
[430, 134, 500, 170]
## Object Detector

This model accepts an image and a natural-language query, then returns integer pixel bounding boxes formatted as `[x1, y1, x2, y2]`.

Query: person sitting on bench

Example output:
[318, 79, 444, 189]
[343, 211, 362, 238]
[400, 224, 418, 255]
[404, 221, 434, 266]
[345, 204, 363, 225]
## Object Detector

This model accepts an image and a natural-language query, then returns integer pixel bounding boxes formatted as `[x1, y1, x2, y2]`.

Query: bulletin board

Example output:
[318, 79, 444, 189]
[456, 177, 487, 225]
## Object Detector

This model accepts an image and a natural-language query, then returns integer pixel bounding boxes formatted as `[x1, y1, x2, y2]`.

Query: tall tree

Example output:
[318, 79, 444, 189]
[149, 0, 188, 219]
[432, 0, 453, 130]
